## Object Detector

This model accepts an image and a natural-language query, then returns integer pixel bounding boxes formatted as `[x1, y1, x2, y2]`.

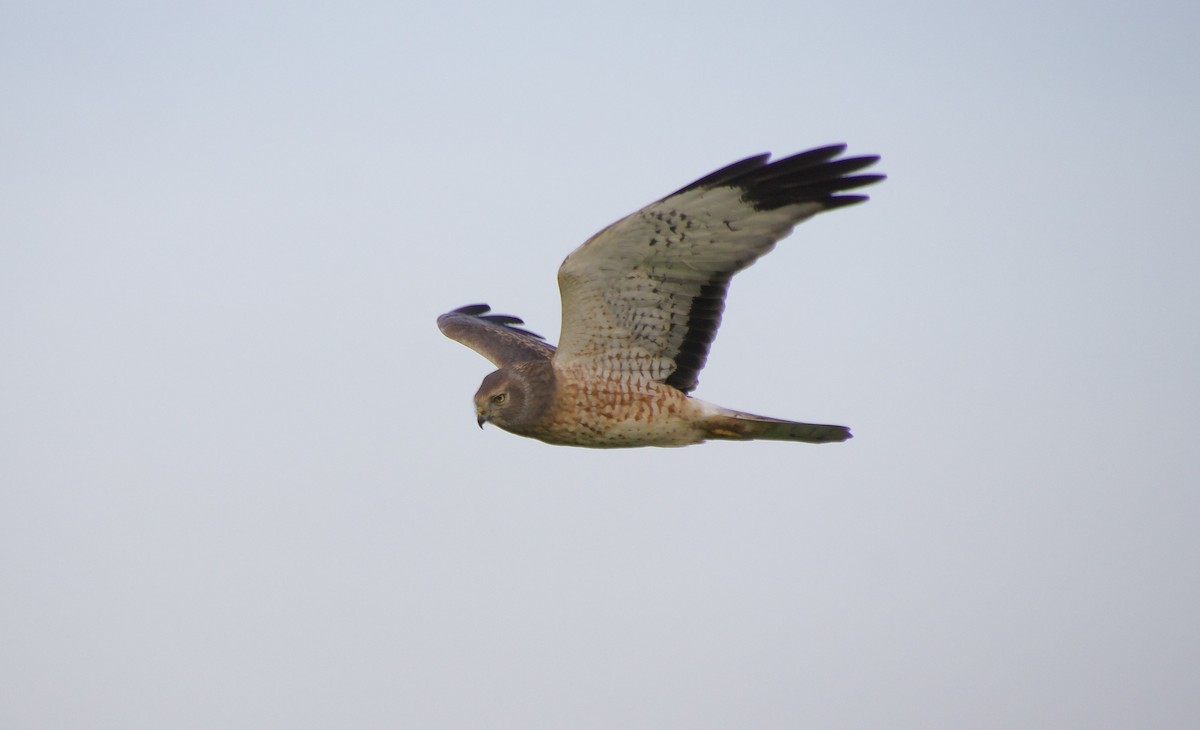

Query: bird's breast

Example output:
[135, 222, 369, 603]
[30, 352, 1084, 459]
[531, 365, 703, 447]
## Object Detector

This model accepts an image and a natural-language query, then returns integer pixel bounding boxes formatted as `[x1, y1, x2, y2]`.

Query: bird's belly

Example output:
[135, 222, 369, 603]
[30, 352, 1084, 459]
[536, 375, 705, 448]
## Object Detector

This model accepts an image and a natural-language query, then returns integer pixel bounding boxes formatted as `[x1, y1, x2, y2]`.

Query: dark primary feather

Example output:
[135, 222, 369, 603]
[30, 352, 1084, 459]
[437, 304, 556, 368]
[670, 144, 884, 211]
[668, 153, 772, 195]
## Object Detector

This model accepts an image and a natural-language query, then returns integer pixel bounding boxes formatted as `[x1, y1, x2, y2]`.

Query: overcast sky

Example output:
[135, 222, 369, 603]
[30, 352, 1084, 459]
[3, 1, 1198, 728]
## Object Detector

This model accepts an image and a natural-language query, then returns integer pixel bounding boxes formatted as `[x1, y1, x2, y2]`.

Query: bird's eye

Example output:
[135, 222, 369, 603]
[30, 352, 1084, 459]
[491, 393, 507, 404]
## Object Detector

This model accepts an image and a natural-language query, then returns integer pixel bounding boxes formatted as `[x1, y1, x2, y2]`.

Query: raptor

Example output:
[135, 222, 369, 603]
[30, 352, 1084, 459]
[437, 144, 883, 447]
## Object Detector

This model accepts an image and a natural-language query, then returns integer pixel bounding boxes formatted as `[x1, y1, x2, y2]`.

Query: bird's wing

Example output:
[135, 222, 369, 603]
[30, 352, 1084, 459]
[437, 304, 556, 368]
[554, 144, 883, 392]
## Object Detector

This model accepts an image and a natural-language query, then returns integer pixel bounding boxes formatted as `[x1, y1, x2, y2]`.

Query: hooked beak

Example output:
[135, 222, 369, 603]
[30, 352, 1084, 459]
[476, 409, 487, 429]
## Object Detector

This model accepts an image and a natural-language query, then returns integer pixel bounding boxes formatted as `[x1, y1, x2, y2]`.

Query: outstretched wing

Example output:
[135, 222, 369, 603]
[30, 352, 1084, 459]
[437, 304, 556, 368]
[554, 144, 883, 392]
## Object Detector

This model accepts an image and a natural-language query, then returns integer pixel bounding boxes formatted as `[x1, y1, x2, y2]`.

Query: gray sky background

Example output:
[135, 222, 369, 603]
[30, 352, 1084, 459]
[3, 1, 1198, 728]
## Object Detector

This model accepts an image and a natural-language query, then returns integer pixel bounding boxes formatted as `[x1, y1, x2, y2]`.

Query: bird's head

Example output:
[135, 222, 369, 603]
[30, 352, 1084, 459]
[472, 363, 554, 434]
[474, 369, 521, 429]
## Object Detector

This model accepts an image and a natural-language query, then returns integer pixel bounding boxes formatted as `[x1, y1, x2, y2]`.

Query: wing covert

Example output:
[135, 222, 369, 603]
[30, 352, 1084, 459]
[437, 304, 556, 368]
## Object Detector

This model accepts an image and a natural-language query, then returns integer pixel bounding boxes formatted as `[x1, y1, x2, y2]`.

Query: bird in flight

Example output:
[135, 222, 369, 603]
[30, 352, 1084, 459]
[438, 144, 883, 448]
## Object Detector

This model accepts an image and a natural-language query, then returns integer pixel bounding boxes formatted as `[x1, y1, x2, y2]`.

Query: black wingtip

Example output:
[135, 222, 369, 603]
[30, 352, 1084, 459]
[669, 144, 884, 212]
[452, 303, 493, 316]
[751, 150, 884, 211]
[822, 194, 871, 209]
[668, 153, 772, 197]
[443, 303, 545, 340]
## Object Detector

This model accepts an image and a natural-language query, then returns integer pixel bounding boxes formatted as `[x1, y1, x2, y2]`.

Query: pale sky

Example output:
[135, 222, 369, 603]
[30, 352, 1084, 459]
[3, 1, 1198, 728]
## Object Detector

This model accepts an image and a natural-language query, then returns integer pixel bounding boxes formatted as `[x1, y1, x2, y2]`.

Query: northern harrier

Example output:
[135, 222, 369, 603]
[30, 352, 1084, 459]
[438, 144, 883, 448]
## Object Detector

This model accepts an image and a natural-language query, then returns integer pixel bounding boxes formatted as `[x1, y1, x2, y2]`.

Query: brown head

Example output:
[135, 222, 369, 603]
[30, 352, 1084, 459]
[473, 360, 556, 435]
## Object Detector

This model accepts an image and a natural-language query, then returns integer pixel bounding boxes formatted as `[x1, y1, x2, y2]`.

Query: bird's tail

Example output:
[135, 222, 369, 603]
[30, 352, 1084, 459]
[702, 407, 852, 444]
